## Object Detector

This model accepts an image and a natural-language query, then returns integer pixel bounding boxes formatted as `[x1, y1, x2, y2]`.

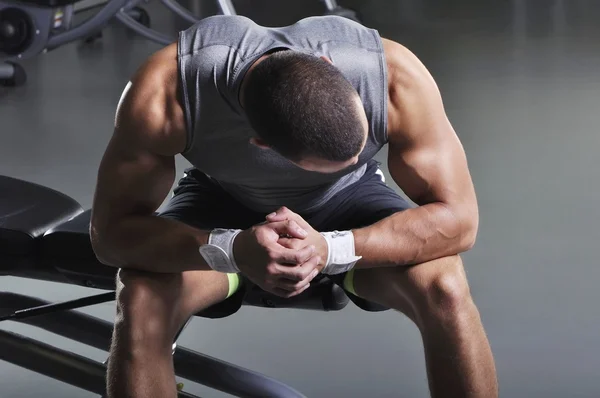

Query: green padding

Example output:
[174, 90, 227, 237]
[226, 273, 241, 298]
[343, 268, 358, 296]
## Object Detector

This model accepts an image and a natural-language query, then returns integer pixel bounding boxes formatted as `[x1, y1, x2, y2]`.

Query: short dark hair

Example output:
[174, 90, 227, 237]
[243, 51, 366, 162]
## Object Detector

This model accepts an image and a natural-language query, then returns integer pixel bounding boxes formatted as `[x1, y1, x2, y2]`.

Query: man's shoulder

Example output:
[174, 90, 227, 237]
[381, 38, 430, 93]
[116, 43, 187, 156]
[381, 38, 439, 142]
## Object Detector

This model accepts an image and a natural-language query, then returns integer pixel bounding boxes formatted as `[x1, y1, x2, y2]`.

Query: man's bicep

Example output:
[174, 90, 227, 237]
[386, 46, 476, 209]
[93, 129, 175, 220]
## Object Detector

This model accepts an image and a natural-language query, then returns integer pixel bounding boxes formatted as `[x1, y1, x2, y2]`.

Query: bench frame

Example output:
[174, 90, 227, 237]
[0, 291, 309, 397]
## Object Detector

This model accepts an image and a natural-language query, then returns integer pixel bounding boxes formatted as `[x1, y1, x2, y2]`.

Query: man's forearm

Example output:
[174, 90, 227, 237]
[351, 202, 477, 268]
[91, 215, 212, 273]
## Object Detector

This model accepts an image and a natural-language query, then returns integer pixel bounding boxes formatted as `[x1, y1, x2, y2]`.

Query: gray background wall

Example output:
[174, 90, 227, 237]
[1, 0, 599, 397]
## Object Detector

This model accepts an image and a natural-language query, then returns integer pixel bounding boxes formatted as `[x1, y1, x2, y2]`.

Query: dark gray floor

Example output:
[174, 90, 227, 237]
[1, 0, 599, 397]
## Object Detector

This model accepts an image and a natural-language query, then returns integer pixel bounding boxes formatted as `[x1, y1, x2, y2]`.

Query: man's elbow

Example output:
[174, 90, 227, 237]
[441, 202, 478, 252]
[460, 214, 479, 252]
[90, 224, 121, 268]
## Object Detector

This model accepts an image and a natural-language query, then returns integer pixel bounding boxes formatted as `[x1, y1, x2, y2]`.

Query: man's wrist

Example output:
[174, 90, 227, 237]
[319, 230, 362, 275]
[198, 228, 242, 273]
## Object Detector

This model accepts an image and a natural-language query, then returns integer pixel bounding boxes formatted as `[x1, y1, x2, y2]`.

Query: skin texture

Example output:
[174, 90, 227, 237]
[91, 38, 498, 398]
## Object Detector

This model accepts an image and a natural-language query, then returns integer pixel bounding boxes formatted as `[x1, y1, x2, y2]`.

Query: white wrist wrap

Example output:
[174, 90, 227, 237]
[320, 230, 362, 275]
[200, 229, 243, 273]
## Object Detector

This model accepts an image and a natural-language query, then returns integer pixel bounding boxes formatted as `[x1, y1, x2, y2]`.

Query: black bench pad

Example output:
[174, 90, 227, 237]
[41, 209, 117, 290]
[0, 175, 83, 255]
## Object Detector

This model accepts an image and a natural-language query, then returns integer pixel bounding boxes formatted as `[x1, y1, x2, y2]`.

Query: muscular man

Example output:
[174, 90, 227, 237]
[90, 15, 498, 398]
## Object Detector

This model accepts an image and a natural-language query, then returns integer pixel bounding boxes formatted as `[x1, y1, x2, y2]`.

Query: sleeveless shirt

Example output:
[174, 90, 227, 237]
[177, 15, 388, 213]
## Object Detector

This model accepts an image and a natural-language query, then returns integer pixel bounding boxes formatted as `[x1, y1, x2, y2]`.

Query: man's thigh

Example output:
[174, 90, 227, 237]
[159, 168, 264, 230]
[304, 160, 414, 312]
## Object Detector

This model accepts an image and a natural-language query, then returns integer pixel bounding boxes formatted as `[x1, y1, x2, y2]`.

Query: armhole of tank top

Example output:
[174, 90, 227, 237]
[177, 34, 195, 155]
[372, 28, 389, 146]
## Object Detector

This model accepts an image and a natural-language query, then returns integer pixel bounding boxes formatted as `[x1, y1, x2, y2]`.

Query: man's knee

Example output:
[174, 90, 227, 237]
[400, 255, 472, 319]
[115, 269, 183, 344]
[425, 256, 472, 313]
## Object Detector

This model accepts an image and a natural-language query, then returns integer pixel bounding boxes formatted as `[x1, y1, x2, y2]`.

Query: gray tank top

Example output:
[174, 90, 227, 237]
[178, 15, 388, 213]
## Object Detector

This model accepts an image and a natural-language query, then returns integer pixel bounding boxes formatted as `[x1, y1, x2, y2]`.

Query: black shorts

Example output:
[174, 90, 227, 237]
[159, 159, 412, 318]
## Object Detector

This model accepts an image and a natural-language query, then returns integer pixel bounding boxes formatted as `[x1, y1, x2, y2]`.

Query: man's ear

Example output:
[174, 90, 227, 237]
[250, 137, 271, 149]
[320, 55, 334, 65]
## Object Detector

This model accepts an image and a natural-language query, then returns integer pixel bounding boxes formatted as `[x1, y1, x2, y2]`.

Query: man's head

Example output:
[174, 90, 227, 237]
[241, 50, 368, 173]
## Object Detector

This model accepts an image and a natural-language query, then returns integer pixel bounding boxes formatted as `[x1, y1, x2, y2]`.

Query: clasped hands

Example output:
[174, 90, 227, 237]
[233, 207, 328, 298]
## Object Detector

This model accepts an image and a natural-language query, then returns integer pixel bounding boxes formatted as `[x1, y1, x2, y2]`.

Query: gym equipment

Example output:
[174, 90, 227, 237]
[108, 0, 360, 48]
[0, 0, 131, 86]
[0, 0, 215, 86]
[0, 0, 361, 87]
[0, 174, 351, 397]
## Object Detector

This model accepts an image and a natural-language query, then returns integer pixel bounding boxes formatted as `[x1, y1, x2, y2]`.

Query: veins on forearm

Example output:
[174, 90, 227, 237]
[354, 202, 466, 267]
